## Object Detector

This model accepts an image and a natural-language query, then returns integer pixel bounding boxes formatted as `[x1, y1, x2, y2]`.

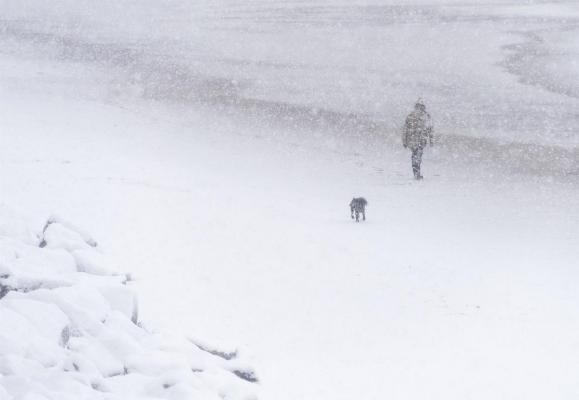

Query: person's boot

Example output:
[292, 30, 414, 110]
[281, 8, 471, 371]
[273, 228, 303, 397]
[414, 164, 423, 180]
[413, 167, 423, 180]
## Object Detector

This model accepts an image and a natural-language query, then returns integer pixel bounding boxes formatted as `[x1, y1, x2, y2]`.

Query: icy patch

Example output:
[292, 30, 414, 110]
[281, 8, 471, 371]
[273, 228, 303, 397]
[0, 211, 258, 400]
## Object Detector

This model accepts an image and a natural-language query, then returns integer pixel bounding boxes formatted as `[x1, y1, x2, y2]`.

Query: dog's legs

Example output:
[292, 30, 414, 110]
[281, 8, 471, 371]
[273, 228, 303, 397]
[355, 210, 359, 222]
[362, 211, 365, 221]
[351, 207, 354, 219]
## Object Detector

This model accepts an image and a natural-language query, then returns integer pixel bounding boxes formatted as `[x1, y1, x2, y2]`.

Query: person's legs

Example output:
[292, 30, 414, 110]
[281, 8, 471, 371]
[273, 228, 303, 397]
[411, 147, 423, 179]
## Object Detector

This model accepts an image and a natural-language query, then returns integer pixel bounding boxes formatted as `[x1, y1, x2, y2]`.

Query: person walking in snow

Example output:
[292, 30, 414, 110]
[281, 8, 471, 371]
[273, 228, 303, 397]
[402, 99, 434, 180]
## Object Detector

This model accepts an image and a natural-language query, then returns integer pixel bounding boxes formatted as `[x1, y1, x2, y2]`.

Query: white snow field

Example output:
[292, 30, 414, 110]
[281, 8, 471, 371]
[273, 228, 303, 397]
[1, 1, 579, 400]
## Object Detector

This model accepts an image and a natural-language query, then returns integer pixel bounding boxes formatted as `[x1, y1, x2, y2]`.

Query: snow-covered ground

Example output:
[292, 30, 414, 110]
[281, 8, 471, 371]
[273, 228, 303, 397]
[1, 1, 579, 400]
[0, 210, 258, 400]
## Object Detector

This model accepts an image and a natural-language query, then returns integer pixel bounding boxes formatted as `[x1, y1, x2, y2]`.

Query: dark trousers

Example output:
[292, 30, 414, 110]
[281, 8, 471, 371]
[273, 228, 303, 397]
[411, 146, 424, 179]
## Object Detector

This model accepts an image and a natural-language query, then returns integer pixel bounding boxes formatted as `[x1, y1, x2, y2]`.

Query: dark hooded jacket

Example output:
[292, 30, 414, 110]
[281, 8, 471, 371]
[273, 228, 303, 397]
[402, 106, 433, 150]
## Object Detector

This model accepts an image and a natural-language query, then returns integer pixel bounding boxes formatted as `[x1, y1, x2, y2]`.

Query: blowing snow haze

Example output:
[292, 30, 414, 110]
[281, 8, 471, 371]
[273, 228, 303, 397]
[1, 1, 579, 400]
[3, 0, 579, 147]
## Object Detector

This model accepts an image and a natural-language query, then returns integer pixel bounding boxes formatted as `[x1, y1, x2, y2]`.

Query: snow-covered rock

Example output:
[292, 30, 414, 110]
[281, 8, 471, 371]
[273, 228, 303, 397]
[0, 212, 258, 400]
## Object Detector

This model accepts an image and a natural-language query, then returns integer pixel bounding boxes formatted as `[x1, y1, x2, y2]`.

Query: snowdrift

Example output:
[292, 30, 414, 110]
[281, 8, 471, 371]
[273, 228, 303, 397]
[0, 210, 258, 400]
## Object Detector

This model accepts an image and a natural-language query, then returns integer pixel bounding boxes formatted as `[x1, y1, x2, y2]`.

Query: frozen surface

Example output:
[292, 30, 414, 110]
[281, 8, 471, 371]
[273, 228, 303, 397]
[1, 1, 579, 400]
[1, 0, 579, 147]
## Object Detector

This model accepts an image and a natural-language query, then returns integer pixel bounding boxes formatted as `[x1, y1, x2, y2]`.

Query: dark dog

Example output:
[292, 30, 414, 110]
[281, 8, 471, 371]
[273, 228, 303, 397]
[349, 197, 367, 222]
